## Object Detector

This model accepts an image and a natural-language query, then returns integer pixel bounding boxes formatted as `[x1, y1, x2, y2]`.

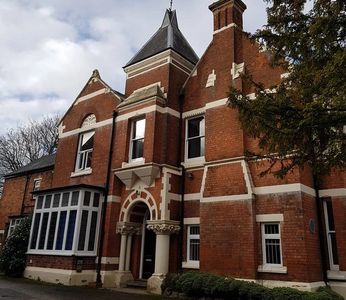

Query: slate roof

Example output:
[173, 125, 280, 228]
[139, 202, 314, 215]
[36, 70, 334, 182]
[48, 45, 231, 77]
[4, 154, 56, 178]
[125, 9, 199, 67]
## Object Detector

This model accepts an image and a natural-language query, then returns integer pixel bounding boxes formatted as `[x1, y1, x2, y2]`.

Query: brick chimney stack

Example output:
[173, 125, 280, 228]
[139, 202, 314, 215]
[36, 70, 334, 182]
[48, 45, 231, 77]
[209, 0, 247, 32]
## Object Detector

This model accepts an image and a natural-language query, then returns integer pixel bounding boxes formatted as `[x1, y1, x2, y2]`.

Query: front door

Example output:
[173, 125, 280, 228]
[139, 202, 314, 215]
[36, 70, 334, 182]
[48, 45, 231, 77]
[142, 227, 156, 279]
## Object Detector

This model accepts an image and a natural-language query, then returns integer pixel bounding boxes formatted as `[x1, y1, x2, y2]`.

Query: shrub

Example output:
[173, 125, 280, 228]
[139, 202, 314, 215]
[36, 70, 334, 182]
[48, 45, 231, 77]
[0, 217, 31, 277]
[162, 271, 343, 300]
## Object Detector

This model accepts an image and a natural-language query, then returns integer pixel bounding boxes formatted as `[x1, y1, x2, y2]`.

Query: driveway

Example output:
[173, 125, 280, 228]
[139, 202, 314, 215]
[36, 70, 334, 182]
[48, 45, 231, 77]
[0, 276, 169, 300]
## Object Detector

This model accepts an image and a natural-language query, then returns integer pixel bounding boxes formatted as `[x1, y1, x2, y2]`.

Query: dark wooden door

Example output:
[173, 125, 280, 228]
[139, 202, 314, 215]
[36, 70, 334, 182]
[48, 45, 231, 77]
[142, 228, 156, 279]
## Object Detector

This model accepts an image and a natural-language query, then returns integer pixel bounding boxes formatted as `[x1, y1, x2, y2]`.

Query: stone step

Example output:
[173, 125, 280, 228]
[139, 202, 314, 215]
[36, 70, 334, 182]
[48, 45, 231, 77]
[126, 280, 147, 289]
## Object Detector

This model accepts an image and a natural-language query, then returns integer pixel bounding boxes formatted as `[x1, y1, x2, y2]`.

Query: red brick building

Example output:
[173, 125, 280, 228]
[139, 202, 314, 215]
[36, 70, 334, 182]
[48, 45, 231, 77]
[0, 0, 345, 296]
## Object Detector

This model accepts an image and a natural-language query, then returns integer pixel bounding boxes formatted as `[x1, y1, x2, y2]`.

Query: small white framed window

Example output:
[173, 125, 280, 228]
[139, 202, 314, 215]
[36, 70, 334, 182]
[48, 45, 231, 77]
[261, 223, 283, 266]
[323, 200, 339, 271]
[28, 189, 102, 256]
[130, 118, 146, 161]
[7, 218, 23, 237]
[187, 225, 200, 268]
[75, 131, 95, 172]
[185, 116, 205, 161]
[33, 179, 41, 192]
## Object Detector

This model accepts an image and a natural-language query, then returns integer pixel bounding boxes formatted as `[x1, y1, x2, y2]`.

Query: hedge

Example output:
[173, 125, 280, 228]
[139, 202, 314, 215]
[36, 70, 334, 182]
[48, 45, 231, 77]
[162, 271, 343, 300]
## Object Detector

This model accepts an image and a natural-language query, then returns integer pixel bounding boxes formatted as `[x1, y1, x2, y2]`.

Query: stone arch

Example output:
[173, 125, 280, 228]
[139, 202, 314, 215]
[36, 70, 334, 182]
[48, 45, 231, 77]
[119, 190, 159, 222]
[81, 113, 97, 128]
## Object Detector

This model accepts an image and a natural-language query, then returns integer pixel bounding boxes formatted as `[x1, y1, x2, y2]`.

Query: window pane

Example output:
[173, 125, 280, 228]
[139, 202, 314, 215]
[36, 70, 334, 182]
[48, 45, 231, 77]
[53, 194, 60, 207]
[188, 138, 202, 159]
[330, 233, 339, 265]
[71, 191, 79, 206]
[65, 210, 77, 250]
[264, 224, 279, 235]
[188, 117, 203, 138]
[62, 193, 69, 207]
[132, 139, 144, 159]
[133, 119, 145, 139]
[81, 132, 94, 151]
[88, 212, 98, 251]
[326, 201, 335, 231]
[30, 213, 41, 249]
[44, 195, 52, 209]
[37, 196, 44, 209]
[190, 226, 200, 235]
[265, 239, 281, 264]
[38, 213, 49, 249]
[189, 239, 200, 261]
[55, 211, 67, 250]
[84, 191, 91, 206]
[86, 151, 92, 168]
[93, 193, 100, 208]
[47, 212, 58, 250]
[78, 211, 89, 251]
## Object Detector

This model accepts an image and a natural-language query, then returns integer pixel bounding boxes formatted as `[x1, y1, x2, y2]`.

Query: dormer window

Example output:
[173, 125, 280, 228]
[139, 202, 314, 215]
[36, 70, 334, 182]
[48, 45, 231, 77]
[76, 131, 94, 171]
[130, 118, 146, 161]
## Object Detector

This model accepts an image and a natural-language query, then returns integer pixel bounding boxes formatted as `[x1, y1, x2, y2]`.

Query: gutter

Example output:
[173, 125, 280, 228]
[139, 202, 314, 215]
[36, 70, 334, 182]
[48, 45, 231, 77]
[96, 110, 117, 287]
[20, 175, 30, 215]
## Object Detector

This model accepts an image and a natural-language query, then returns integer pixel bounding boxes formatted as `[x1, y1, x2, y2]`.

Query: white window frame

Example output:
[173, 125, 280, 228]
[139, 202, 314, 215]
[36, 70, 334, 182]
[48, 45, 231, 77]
[33, 178, 42, 192]
[183, 225, 200, 269]
[185, 115, 205, 163]
[261, 223, 284, 269]
[27, 189, 102, 256]
[323, 200, 339, 271]
[75, 131, 95, 173]
[7, 218, 23, 237]
[129, 117, 146, 163]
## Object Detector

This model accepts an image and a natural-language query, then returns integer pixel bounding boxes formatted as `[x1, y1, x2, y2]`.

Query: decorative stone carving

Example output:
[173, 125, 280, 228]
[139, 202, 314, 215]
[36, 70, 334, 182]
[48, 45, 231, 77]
[116, 222, 141, 235]
[82, 114, 97, 128]
[206, 69, 216, 87]
[146, 221, 180, 235]
[231, 62, 245, 80]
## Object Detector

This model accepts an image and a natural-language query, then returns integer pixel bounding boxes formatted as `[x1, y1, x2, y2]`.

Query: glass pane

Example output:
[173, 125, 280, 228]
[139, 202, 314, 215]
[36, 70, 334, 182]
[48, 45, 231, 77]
[30, 213, 41, 249]
[93, 193, 100, 208]
[188, 117, 203, 138]
[133, 119, 145, 139]
[265, 224, 279, 235]
[81, 132, 94, 151]
[38, 213, 49, 249]
[47, 212, 58, 250]
[78, 152, 85, 170]
[65, 210, 77, 251]
[62, 193, 69, 207]
[78, 211, 89, 251]
[55, 211, 67, 250]
[37, 196, 44, 209]
[265, 239, 281, 264]
[86, 151, 92, 168]
[53, 194, 60, 207]
[326, 201, 335, 231]
[330, 233, 339, 265]
[84, 191, 91, 206]
[71, 191, 79, 206]
[189, 239, 200, 261]
[44, 195, 52, 209]
[188, 138, 201, 159]
[132, 139, 144, 159]
[88, 212, 98, 251]
[190, 226, 200, 235]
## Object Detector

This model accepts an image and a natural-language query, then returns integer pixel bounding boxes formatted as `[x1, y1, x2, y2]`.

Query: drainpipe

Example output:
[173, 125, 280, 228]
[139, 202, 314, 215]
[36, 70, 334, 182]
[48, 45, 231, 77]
[96, 110, 117, 287]
[178, 93, 186, 272]
[20, 175, 30, 215]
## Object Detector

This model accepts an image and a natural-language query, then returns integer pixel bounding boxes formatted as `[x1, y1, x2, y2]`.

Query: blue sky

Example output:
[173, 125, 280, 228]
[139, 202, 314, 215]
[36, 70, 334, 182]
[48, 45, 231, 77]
[0, 0, 268, 133]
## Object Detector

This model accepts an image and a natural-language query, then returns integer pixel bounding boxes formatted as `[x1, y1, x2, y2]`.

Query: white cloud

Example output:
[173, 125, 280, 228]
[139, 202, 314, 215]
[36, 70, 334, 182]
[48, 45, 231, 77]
[0, 0, 267, 134]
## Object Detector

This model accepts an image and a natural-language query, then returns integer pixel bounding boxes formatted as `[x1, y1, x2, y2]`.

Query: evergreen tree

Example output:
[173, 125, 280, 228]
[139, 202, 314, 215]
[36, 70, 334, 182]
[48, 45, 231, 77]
[228, 0, 346, 283]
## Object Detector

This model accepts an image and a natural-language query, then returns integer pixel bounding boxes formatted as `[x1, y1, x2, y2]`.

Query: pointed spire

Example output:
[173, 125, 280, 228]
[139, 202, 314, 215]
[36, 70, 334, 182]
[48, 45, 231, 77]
[125, 9, 198, 67]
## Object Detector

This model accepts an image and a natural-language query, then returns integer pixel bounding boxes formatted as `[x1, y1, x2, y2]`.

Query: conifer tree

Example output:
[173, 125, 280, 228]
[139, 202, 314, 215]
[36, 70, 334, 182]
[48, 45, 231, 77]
[228, 0, 345, 282]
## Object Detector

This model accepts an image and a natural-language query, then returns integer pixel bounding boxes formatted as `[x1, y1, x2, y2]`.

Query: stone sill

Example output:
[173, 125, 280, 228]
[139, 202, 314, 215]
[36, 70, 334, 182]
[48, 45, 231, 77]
[258, 265, 287, 274]
[182, 261, 200, 269]
[328, 270, 346, 281]
[71, 169, 92, 178]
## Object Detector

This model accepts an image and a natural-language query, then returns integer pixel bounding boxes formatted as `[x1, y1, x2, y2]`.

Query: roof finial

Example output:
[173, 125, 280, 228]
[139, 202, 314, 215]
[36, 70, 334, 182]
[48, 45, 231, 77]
[169, 0, 173, 11]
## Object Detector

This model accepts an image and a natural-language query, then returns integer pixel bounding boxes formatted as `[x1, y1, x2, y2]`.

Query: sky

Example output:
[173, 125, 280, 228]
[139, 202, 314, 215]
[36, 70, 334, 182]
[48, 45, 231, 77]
[0, 0, 268, 134]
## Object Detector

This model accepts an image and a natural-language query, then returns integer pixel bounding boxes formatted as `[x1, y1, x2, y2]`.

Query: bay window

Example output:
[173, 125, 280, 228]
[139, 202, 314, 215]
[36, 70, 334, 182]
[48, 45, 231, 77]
[28, 189, 102, 255]
[186, 116, 205, 160]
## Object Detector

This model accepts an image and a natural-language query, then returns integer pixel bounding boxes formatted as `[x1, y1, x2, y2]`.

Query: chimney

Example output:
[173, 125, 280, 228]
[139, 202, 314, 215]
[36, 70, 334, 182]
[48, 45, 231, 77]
[209, 0, 247, 32]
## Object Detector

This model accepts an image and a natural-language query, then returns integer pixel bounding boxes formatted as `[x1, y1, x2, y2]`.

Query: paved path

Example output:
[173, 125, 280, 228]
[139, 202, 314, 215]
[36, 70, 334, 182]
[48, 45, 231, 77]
[0, 276, 169, 300]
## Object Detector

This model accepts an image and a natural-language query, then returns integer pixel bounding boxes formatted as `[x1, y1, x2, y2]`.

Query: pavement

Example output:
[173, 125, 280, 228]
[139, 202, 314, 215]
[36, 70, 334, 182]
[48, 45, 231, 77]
[0, 276, 170, 300]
